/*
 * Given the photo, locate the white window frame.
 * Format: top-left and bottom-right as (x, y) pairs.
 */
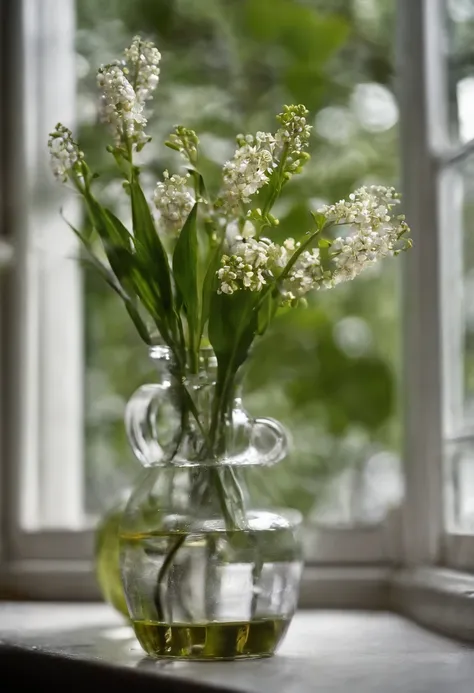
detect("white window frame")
(0, 0), (398, 599)
(3, 0), (474, 633)
(399, 0), (474, 572)
(0, 0), (95, 598)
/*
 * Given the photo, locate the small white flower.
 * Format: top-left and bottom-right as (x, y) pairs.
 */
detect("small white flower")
(124, 36), (161, 104)
(97, 37), (161, 149)
(276, 104), (312, 151)
(276, 104), (312, 175)
(318, 185), (410, 285)
(48, 123), (84, 182)
(220, 134), (276, 211)
(97, 61), (148, 148)
(216, 236), (281, 294)
(153, 171), (194, 233)
(282, 248), (325, 300)
(217, 254), (266, 294)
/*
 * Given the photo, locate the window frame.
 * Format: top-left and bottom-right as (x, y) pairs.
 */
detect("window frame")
(0, 0), (92, 597)
(3, 0), (474, 625)
(0, 0), (399, 599)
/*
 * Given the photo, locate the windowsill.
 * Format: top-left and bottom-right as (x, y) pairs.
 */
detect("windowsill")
(1, 604), (473, 693)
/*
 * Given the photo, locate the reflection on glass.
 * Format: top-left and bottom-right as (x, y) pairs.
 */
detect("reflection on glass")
(446, 441), (474, 532)
(78, 0), (402, 527)
(446, 0), (474, 142)
(443, 152), (474, 532)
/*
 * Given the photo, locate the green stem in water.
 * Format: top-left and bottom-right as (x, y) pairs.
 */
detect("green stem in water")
(154, 534), (187, 623)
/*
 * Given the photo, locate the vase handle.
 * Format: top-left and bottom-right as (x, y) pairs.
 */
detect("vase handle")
(251, 416), (289, 465)
(125, 384), (169, 466)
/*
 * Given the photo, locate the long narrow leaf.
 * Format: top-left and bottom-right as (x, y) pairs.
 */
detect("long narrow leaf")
(200, 235), (224, 340)
(173, 204), (199, 349)
(208, 291), (259, 377)
(62, 213), (152, 345)
(82, 190), (130, 249)
(129, 175), (174, 313)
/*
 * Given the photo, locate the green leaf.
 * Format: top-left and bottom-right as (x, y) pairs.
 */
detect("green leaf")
(187, 168), (207, 200)
(257, 291), (278, 336)
(82, 191), (130, 249)
(208, 291), (259, 377)
(173, 203), (199, 350)
(130, 174), (174, 313)
(104, 208), (133, 245)
(200, 235), (225, 339)
(311, 211), (327, 231)
(61, 213), (152, 345)
(126, 256), (168, 333)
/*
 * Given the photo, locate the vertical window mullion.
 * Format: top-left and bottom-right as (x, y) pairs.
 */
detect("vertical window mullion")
(397, 0), (447, 564)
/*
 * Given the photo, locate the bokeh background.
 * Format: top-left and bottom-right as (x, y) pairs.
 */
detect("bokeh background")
(77, 0), (403, 524)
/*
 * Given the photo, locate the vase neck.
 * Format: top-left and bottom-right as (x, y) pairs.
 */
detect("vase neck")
(149, 345), (243, 460)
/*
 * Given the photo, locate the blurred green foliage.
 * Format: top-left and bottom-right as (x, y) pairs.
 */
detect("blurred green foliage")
(77, 0), (401, 523)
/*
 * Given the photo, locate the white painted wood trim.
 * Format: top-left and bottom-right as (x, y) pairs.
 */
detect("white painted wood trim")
(443, 533), (474, 572)
(299, 566), (391, 610)
(397, 0), (446, 565)
(0, 559), (99, 601)
(391, 566), (474, 641)
(0, 560), (391, 607)
(2, 0), (85, 560)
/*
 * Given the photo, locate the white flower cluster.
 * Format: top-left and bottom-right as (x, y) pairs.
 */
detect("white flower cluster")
(282, 248), (326, 300)
(221, 132), (276, 211)
(217, 228), (289, 295)
(153, 171), (195, 233)
(124, 36), (161, 103)
(319, 185), (409, 285)
(48, 123), (84, 182)
(216, 184), (411, 299)
(276, 104), (312, 175)
(97, 61), (148, 147)
(97, 36), (161, 149)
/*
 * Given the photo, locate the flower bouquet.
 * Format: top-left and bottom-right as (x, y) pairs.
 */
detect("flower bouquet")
(49, 36), (411, 660)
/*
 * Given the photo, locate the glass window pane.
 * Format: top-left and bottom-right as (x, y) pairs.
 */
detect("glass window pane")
(444, 152), (474, 533)
(442, 153), (474, 431)
(446, 440), (474, 531)
(446, 0), (474, 142)
(77, 0), (403, 529)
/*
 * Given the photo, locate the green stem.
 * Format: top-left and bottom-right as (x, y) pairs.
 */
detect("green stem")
(154, 534), (187, 623)
(261, 142), (289, 222)
(250, 542), (263, 619)
(252, 222), (334, 318)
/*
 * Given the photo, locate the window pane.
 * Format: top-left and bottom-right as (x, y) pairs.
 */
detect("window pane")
(443, 152), (474, 533)
(446, 0), (474, 142)
(77, 0), (403, 528)
(446, 440), (474, 531)
(442, 153), (474, 433)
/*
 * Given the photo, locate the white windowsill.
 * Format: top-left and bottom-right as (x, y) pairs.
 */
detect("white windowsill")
(1, 605), (473, 693)
(3, 561), (474, 645)
(392, 566), (474, 642)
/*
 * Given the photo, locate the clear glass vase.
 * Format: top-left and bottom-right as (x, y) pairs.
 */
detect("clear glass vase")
(120, 346), (303, 660)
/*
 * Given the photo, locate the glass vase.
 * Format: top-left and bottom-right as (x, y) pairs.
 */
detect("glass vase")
(120, 346), (303, 660)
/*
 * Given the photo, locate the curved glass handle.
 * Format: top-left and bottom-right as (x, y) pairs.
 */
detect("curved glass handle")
(125, 384), (169, 466)
(251, 416), (289, 465)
